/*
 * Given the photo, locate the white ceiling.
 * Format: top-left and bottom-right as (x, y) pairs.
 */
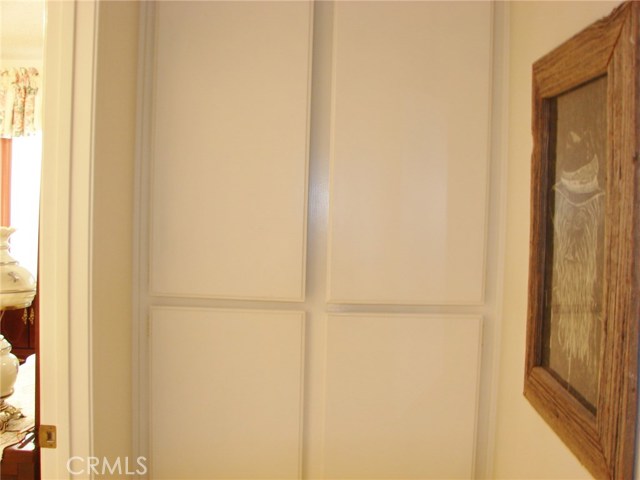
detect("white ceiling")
(1, 0), (45, 64)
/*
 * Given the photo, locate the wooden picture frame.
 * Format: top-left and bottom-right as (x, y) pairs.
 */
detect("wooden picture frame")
(524, 2), (640, 479)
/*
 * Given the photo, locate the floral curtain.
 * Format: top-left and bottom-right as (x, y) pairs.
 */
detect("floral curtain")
(0, 68), (41, 138)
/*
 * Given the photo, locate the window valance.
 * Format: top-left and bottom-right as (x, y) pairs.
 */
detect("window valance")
(0, 68), (41, 138)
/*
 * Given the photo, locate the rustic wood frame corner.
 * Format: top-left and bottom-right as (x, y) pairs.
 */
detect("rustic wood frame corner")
(524, 2), (640, 479)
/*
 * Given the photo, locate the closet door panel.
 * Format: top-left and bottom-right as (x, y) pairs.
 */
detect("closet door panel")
(149, 307), (305, 479)
(150, 1), (312, 301)
(327, 2), (492, 304)
(324, 314), (482, 479)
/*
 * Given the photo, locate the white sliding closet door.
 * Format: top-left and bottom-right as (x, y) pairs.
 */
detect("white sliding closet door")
(140, 2), (496, 479)
(328, 1), (491, 305)
(150, 1), (312, 301)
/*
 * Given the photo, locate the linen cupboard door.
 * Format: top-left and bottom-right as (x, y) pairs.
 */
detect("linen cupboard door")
(327, 1), (492, 305)
(142, 1), (494, 479)
(146, 2), (312, 478)
(149, 1), (312, 302)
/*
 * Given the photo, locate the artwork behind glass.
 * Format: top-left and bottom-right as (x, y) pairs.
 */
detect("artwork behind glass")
(541, 76), (607, 412)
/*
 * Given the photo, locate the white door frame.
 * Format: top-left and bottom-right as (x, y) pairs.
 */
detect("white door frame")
(39, 1), (97, 478)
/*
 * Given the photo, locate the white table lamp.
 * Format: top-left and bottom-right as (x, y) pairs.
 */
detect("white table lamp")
(0, 226), (36, 400)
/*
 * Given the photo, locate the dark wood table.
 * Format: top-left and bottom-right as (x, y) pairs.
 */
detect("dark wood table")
(1, 435), (36, 480)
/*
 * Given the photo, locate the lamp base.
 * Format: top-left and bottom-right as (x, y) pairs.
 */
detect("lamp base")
(0, 400), (23, 433)
(0, 334), (19, 398)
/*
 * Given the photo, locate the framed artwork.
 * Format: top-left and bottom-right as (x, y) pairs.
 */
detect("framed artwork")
(524, 2), (640, 479)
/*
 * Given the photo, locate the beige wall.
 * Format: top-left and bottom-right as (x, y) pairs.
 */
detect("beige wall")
(83, 1), (639, 478)
(91, 0), (139, 466)
(493, 2), (622, 479)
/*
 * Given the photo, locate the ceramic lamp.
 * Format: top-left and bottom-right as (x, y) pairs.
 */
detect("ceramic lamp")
(0, 226), (36, 401)
(0, 226), (36, 309)
(0, 335), (18, 398)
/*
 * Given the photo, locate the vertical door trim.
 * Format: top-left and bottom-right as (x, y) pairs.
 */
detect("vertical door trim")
(476, 2), (511, 478)
(132, 1), (156, 473)
(40, 0), (98, 478)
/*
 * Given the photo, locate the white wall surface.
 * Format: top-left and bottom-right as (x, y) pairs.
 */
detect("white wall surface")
(42, 1), (639, 479)
(92, 0), (139, 468)
(40, 3), (139, 477)
(493, 2), (623, 479)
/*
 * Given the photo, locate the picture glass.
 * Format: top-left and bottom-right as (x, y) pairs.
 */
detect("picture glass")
(541, 76), (607, 412)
